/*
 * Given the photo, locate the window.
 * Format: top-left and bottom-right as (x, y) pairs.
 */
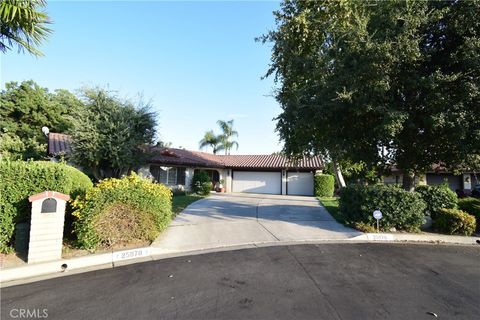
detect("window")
(151, 166), (186, 186)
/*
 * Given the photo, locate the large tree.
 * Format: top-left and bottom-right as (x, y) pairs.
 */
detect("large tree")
(0, 80), (83, 160)
(0, 0), (52, 56)
(71, 88), (157, 180)
(260, 0), (480, 190)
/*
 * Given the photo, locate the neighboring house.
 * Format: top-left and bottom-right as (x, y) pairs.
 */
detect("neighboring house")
(47, 133), (72, 160)
(384, 164), (479, 195)
(47, 133), (324, 196)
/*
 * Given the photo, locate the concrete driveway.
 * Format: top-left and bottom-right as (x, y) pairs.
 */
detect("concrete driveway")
(152, 193), (361, 253)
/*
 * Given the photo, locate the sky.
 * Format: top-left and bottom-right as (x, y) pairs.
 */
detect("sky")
(0, 0), (283, 154)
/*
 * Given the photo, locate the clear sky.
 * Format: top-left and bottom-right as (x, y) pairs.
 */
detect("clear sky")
(0, 0), (283, 154)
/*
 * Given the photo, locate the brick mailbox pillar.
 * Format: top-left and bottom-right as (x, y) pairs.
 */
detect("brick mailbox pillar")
(27, 191), (70, 264)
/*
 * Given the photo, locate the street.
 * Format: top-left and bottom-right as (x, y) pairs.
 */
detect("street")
(2, 243), (479, 320)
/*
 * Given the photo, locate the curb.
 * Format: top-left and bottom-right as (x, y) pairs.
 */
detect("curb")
(351, 233), (479, 245)
(2, 234), (479, 287)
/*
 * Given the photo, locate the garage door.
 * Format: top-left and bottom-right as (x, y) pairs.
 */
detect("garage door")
(232, 171), (281, 194)
(287, 172), (314, 196)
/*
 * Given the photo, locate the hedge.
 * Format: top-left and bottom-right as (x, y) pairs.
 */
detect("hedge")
(0, 160), (93, 253)
(315, 174), (335, 197)
(433, 208), (476, 236)
(415, 184), (457, 218)
(72, 173), (172, 250)
(339, 184), (426, 232)
(458, 197), (480, 230)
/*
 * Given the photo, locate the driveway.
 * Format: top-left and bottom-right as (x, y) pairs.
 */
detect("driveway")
(152, 193), (361, 253)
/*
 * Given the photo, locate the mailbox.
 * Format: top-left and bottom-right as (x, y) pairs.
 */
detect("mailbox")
(27, 191), (70, 264)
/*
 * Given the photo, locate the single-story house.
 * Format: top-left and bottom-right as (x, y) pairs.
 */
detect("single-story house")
(47, 133), (324, 196)
(384, 164), (479, 195)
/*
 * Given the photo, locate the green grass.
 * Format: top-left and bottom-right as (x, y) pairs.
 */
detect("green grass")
(172, 194), (204, 215)
(318, 197), (345, 224)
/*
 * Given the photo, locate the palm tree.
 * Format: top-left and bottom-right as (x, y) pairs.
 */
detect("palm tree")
(217, 119), (239, 155)
(0, 0), (52, 56)
(199, 130), (222, 154)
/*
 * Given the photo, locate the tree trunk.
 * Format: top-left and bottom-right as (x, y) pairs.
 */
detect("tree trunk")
(402, 172), (416, 192)
(332, 161), (346, 189)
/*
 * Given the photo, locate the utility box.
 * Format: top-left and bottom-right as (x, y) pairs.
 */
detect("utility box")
(27, 191), (70, 264)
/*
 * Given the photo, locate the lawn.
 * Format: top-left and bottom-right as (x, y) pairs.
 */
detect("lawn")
(318, 197), (345, 224)
(172, 194), (204, 215)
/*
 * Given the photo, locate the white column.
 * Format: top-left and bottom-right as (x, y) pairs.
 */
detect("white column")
(184, 167), (195, 192)
(225, 169), (232, 193)
(281, 170), (287, 195)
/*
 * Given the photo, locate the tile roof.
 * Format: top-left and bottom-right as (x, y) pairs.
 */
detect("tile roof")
(218, 154), (324, 169)
(149, 148), (224, 168)
(150, 148), (323, 170)
(48, 133), (72, 156)
(47, 133), (324, 170)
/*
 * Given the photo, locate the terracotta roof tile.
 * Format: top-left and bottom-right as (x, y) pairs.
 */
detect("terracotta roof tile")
(48, 133), (72, 156)
(150, 148), (323, 169)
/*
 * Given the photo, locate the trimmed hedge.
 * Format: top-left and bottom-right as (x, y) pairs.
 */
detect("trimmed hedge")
(416, 185), (457, 218)
(72, 173), (172, 250)
(433, 208), (476, 236)
(0, 161), (93, 253)
(458, 197), (480, 230)
(315, 174), (335, 197)
(339, 184), (426, 232)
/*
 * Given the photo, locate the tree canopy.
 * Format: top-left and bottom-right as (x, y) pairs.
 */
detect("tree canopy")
(71, 88), (157, 180)
(217, 119), (239, 155)
(199, 130), (222, 154)
(0, 0), (52, 56)
(0, 80), (83, 160)
(260, 0), (480, 188)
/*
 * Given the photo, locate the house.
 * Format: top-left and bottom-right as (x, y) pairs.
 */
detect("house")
(47, 133), (324, 196)
(383, 164), (479, 195)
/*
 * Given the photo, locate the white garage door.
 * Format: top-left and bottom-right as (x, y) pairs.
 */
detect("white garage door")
(232, 171), (281, 194)
(287, 172), (314, 196)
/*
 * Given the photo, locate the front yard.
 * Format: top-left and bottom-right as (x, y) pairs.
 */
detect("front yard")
(172, 194), (204, 215)
(318, 197), (343, 223)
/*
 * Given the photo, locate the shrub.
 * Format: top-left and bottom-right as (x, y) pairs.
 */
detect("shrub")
(433, 208), (476, 236)
(415, 184), (457, 218)
(458, 197), (480, 230)
(191, 171), (211, 194)
(199, 181), (213, 196)
(315, 174), (335, 197)
(72, 173), (172, 250)
(0, 160), (93, 253)
(339, 184), (426, 232)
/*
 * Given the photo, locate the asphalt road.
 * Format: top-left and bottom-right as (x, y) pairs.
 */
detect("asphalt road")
(2, 243), (479, 320)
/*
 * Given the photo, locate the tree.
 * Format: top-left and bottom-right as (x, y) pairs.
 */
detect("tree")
(0, 80), (83, 160)
(217, 119), (239, 155)
(260, 0), (480, 190)
(0, 0), (52, 56)
(199, 130), (222, 154)
(71, 88), (157, 180)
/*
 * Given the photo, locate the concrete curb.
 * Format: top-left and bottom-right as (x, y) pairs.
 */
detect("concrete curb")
(353, 232), (480, 245)
(2, 234), (479, 287)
